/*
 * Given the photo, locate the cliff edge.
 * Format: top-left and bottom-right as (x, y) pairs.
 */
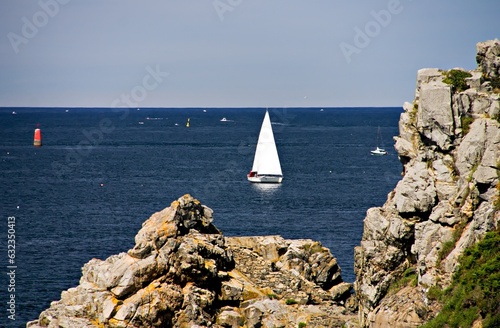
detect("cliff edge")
(27, 194), (355, 328)
(355, 39), (500, 327)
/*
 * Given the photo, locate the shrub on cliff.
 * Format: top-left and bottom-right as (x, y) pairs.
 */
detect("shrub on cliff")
(443, 69), (472, 92)
(485, 75), (500, 94)
(422, 228), (500, 328)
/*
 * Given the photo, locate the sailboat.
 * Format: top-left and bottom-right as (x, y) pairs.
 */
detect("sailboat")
(247, 110), (283, 183)
(371, 126), (387, 155)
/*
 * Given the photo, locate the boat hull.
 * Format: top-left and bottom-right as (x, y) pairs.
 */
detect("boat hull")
(371, 147), (387, 156)
(247, 175), (283, 183)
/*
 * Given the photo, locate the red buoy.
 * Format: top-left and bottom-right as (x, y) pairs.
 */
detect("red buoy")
(34, 128), (42, 147)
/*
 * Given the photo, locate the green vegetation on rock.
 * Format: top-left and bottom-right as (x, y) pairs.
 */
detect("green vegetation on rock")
(422, 228), (500, 328)
(436, 221), (467, 265)
(443, 69), (472, 92)
(460, 116), (475, 135)
(388, 267), (418, 295)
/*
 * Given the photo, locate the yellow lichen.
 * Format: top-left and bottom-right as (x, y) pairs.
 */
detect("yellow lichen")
(204, 259), (216, 271)
(89, 318), (106, 328)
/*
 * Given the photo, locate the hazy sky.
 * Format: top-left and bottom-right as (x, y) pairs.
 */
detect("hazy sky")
(1, 0), (499, 108)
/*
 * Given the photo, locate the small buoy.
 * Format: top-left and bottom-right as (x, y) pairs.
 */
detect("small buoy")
(100, 183), (104, 187)
(16, 205), (19, 209)
(34, 127), (42, 147)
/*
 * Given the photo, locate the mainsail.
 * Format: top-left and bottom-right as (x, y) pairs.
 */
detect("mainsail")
(251, 110), (282, 176)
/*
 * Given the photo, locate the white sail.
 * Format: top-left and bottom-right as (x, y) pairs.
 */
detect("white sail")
(251, 110), (282, 176)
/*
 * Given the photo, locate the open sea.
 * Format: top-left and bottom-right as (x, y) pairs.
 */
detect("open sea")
(0, 107), (402, 325)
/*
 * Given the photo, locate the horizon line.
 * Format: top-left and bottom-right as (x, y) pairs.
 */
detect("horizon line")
(2, 105), (404, 109)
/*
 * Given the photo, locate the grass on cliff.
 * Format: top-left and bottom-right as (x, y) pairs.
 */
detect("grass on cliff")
(388, 267), (418, 295)
(436, 221), (468, 265)
(460, 116), (475, 135)
(422, 228), (500, 328)
(443, 69), (472, 92)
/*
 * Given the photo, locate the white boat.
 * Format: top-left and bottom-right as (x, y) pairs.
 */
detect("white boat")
(247, 110), (283, 183)
(371, 146), (387, 156)
(371, 126), (388, 156)
(220, 117), (228, 122)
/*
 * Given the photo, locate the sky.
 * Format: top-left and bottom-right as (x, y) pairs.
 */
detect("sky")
(0, 0), (499, 108)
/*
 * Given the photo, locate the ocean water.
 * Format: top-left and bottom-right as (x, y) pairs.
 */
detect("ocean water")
(0, 107), (402, 325)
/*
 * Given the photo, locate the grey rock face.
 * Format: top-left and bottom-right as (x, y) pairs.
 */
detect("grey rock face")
(355, 40), (500, 327)
(417, 83), (454, 150)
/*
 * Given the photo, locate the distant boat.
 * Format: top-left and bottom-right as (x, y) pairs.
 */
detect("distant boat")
(220, 117), (228, 122)
(138, 121), (144, 125)
(247, 110), (283, 183)
(186, 118), (190, 128)
(12, 111), (17, 115)
(371, 126), (387, 156)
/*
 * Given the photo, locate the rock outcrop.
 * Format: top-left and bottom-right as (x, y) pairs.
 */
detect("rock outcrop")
(355, 39), (500, 327)
(27, 194), (356, 328)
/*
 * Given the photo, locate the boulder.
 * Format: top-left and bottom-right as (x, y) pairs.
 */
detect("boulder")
(393, 161), (437, 214)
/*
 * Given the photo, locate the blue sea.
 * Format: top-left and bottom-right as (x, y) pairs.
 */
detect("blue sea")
(0, 107), (402, 325)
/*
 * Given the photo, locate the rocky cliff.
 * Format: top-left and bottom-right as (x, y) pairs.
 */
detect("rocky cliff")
(27, 194), (356, 328)
(355, 39), (500, 327)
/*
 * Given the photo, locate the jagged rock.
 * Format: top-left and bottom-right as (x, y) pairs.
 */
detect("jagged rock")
(412, 220), (453, 286)
(466, 70), (483, 89)
(476, 39), (500, 79)
(368, 286), (433, 328)
(355, 40), (500, 327)
(393, 161), (437, 214)
(28, 195), (356, 328)
(216, 307), (243, 327)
